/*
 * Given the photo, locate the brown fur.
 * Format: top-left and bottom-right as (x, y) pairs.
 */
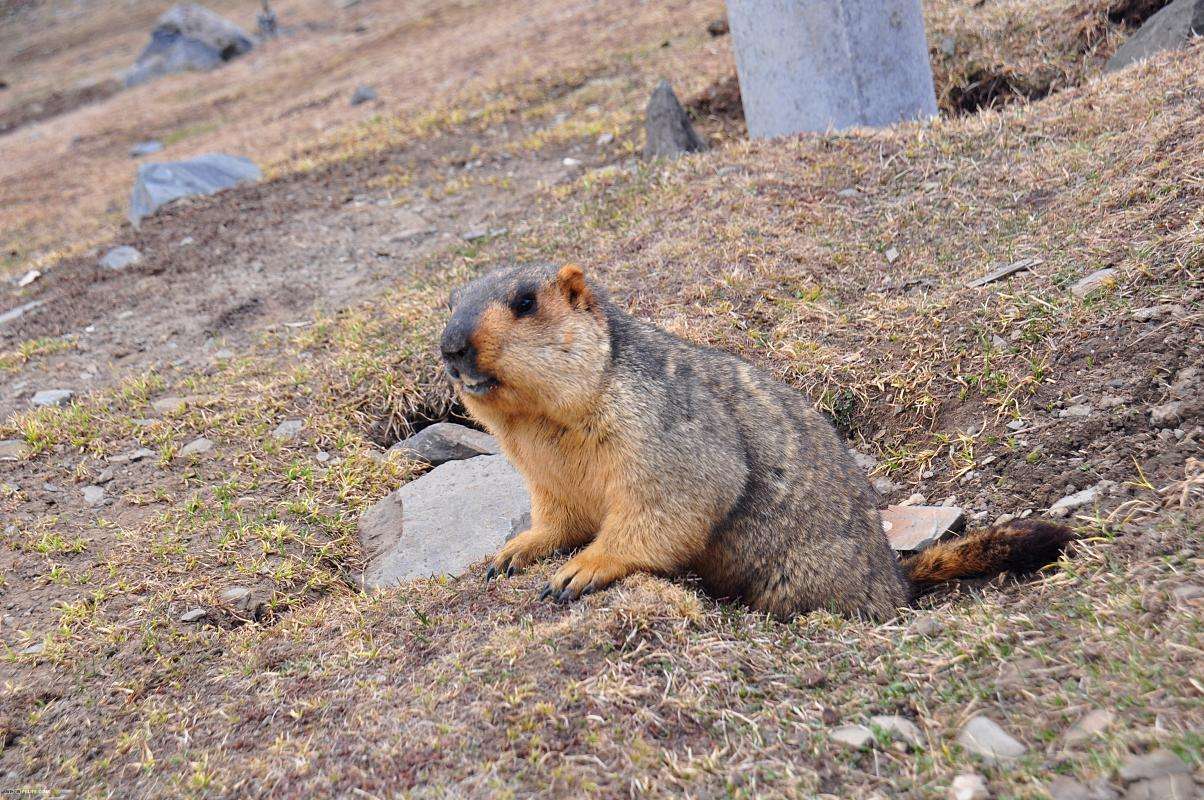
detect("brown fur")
(441, 264), (1073, 619)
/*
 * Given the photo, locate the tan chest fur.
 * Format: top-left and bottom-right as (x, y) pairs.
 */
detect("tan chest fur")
(492, 413), (614, 526)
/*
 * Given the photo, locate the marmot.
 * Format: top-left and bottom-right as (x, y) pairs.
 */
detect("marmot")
(439, 263), (1073, 620)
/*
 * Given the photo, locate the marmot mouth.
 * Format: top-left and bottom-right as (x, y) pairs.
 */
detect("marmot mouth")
(461, 376), (500, 397)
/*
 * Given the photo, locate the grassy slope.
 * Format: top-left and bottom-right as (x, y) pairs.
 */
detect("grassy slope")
(1, 2), (1202, 798)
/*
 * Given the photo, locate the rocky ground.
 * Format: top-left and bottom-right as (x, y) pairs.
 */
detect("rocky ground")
(1, 0), (1201, 798)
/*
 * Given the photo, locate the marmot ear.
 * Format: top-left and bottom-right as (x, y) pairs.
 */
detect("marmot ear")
(556, 263), (592, 309)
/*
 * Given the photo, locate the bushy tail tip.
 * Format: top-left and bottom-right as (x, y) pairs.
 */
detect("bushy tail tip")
(901, 519), (1074, 593)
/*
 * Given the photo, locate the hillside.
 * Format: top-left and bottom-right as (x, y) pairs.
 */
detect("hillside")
(1, 0), (1201, 797)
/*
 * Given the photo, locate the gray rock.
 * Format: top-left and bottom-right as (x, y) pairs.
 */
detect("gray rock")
(873, 476), (903, 495)
(389, 422), (499, 466)
(1132, 304), (1183, 322)
(129, 154), (261, 225)
(956, 716), (1026, 762)
(151, 396), (186, 414)
(1150, 401), (1193, 428)
(82, 486), (106, 507)
(967, 257), (1042, 288)
(1061, 403), (1093, 418)
(110, 447), (157, 464)
(179, 437), (214, 457)
(100, 246), (144, 270)
(1107, 0), (1204, 72)
(907, 614), (941, 637)
(0, 300), (45, 327)
(643, 80), (706, 159)
(1122, 775), (1195, 800)
(881, 505), (965, 552)
(726, 0), (937, 138)
(124, 4), (254, 87)
(1062, 709), (1115, 748)
(851, 450), (878, 472)
(350, 85), (377, 106)
(19, 642), (45, 657)
(1047, 777), (1120, 800)
(830, 724), (875, 749)
(179, 607), (207, 623)
(1118, 750), (1191, 782)
(0, 440), (30, 461)
(1171, 584), (1204, 606)
(220, 586), (252, 606)
(30, 389), (74, 408)
(271, 419), (304, 441)
(360, 454), (531, 588)
(1070, 268), (1118, 299)
(869, 715), (923, 748)
(1049, 481), (1114, 518)
(129, 140), (164, 158)
(949, 773), (990, 800)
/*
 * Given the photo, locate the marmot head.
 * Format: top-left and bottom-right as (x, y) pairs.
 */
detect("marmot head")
(440, 263), (611, 417)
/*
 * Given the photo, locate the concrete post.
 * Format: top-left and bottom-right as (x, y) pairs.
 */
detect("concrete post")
(726, 0), (938, 138)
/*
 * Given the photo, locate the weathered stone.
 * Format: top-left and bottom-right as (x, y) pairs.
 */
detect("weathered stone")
(100, 246), (144, 270)
(389, 422), (499, 466)
(129, 140), (164, 158)
(179, 437), (214, 457)
(110, 447), (157, 464)
(1132, 304), (1183, 322)
(726, 0), (937, 138)
(1062, 709), (1115, 748)
(220, 586), (252, 606)
(1118, 749), (1191, 782)
(949, 773), (990, 800)
(907, 614), (941, 637)
(643, 80), (706, 159)
(152, 396), (187, 414)
(0, 300), (45, 327)
(1122, 775), (1195, 800)
(967, 257), (1042, 288)
(1049, 481), (1114, 518)
(1046, 776), (1118, 800)
(1107, 0), (1204, 72)
(0, 440), (30, 461)
(129, 154), (261, 225)
(1061, 403), (1093, 418)
(271, 419), (304, 441)
(124, 4), (254, 87)
(956, 716), (1026, 762)
(350, 85), (378, 106)
(82, 486), (106, 507)
(869, 715), (923, 748)
(1171, 584), (1204, 607)
(830, 724), (875, 749)
(1070, 268), (1118, 299)
(179, 607), (207, 623)
(360, 454), (531, 588)
(1150, 401), (1194, 428)
(31, 389), (74, 408)
(881, 505), (965, 552)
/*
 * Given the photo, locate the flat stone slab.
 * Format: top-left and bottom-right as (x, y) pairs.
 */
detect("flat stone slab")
(129, 153), (261, 225)
(360, 454), (530, 588)
(957, 715), (1026, 763)
(389, 422), (499, 466)
(881, 505), (965, 552)
(30, 389), (74, 408)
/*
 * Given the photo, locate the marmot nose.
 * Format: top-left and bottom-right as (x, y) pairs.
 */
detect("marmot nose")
(440, 321), (474, 372)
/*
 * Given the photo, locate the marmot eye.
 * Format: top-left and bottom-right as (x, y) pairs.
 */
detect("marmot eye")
(511, 294), (537, 317)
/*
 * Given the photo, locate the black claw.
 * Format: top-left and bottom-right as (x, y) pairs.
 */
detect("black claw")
(485, 565), (497, 582)
(556, 587), (576, 604)
(506, 564), (517, 577)
(581, 583), (597, 596)
(538, 584), (554, 601)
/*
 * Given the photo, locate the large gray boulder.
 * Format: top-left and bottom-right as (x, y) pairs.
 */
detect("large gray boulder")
(129, 153), (261, 225)
(1107, 0), (1204, 72)
(644, 80), (707, 159)
(124, 4), (254, 88)
(726, 0), (937, 137)
(359, 454), (531, 588)
(389, 422), (500, 466)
